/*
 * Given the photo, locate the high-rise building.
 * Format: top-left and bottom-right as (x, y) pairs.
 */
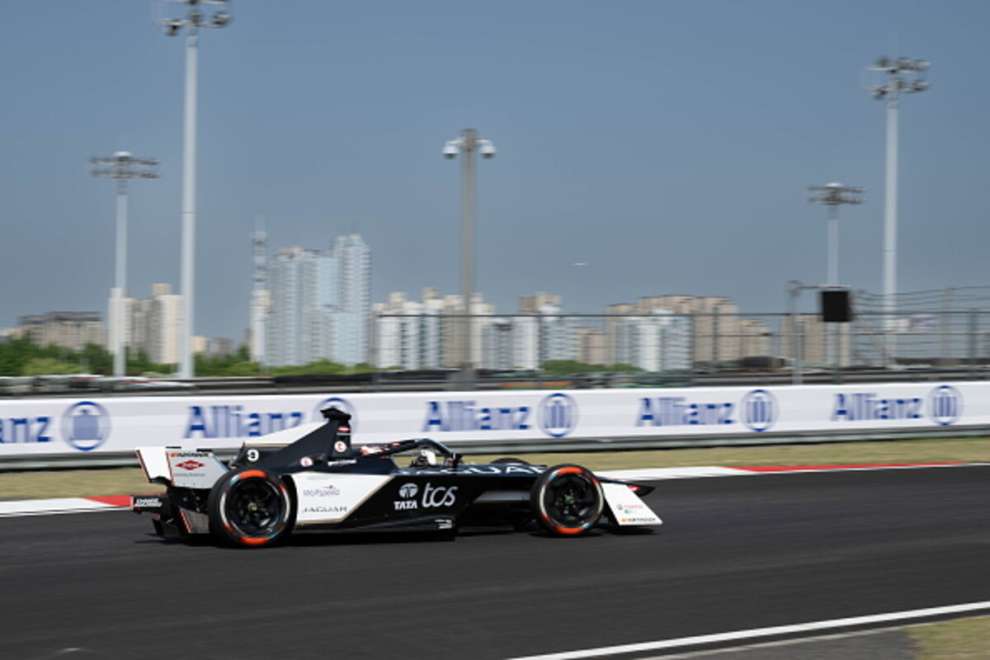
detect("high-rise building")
(249, 220), (270, 363)
(333, 234), (371, 365)
(607, 295), (770, 369)
(514, 294), (575, 368)
(481, 318), (516, 370)
(106, 283), (183, 365)
(18, 312), (104, 351)
(374, 290), (492, 370)
(781, 314), (851, 367)
(147, 283), (183, 364)
(575, 328), (607, 365)
(264, 234), (371, 367)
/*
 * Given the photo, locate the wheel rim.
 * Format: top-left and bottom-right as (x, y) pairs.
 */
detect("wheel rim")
(543, 473), (598, 529)
(226, 477), (285, 538)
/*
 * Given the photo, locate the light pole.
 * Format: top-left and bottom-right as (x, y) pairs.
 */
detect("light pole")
(91, 152), (159, 377)
(808, 182), (863, 286)
(160, 0), (232, 378)
(808, 183), (862, 376)
(867, 56), (929, 365)
(443, 129), (496, 387)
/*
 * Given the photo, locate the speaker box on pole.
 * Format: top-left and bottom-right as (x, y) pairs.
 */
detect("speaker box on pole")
(820, 288), (853, 323)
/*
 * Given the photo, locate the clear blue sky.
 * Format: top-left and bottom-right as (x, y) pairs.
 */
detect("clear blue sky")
(1, 1), (987, 340)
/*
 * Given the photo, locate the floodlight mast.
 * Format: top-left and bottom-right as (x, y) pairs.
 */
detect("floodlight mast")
(867, 56), (929, 367)
(159, 0), (233, 379)
(808, 182), (863, 286)
(91, 152), (160, 377)
(443, 129), (496, 388)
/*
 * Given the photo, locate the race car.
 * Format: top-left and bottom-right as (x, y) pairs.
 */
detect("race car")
(131, 407), (662, 547)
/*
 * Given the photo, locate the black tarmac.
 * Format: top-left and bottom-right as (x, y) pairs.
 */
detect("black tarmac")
(1, 466), (988, 659)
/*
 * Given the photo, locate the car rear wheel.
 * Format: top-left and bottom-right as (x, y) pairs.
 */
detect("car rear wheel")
(530, 464), (604, 536)
(208, 469), (293, 547)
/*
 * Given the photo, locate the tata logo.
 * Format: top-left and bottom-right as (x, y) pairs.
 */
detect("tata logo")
(175, 460), (204, 471)
(314, 397), (357, 430)
(395, 482), (421, 511)
(538, 393), (578, 438)
(61, 401), (110, 452)
(929, 385), (962, 426)
(741, 389), (776, 432)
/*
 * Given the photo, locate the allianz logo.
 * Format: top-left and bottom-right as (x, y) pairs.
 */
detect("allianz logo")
(423, 401), (530, 432)
(394, 482), (458, 511)
(184, 404), (306, 439)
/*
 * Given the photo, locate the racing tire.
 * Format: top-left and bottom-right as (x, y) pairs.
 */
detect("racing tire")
(530, 464), (604, 537)
(492, 457), (530, 465)
(208, 468), (294, 547)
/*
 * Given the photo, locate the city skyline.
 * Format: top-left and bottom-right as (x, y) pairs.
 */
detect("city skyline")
(3, 3), (990, 342)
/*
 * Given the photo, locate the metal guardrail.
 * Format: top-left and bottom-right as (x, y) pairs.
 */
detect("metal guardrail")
(3, 425), (987, 472)
(3, 366), (990, 399)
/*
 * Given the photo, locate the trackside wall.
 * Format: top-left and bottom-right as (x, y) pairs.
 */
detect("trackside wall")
(0, 382), (981, 460)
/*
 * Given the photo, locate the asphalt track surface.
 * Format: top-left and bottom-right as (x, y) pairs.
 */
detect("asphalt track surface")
(1, 467), (988, 659)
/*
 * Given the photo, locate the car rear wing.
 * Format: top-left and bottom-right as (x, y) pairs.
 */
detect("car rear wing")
(136, 446), (228, 489)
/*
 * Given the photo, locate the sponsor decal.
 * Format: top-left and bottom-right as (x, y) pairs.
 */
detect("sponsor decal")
(174, 459), (204, 471)
(0, 414), (52, 445)
(326, 459), (357, 467)
(929, 385), (962, 426)
(400, 464), (544, 476)
(302, 505), (348, 515)
(333, 440), (348, 454)
(313, 397), (357, 430)
(393, 482), (458, 511)
(61, 401), (110, 451)
(394, 482), (420, 510)
(538, 393), (578, 438)
(184, 404), (304, 439)
(300, 456), (314, 467)
(831, 393), (922, 421)
(131, 496), (163, 508)
(302, 486), (341, 498)
(422, 483), (458, 508)
(423, 401), (530, 432)
(636, 397), (734, 427)
(741, 389), (777, 432)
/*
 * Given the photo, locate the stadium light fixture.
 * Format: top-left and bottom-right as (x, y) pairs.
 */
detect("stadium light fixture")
(866, 55), (929, 366)
(808, 181), (863, 286)
(442, 129), (496, 387)
(158, 0), (233, 379)
(91, 152), (160, 377)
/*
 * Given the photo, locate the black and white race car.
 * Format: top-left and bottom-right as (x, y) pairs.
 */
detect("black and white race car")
(131, 407), (662, 547)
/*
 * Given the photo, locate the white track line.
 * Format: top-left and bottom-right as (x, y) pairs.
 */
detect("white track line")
(599, 462), (990, 482)
(506, 601), (990, 660)
(598, 467), (747, 481)
(0, 498), (123, 518)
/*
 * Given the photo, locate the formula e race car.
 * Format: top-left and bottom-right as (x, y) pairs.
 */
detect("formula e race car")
(131, 407), (662, 547)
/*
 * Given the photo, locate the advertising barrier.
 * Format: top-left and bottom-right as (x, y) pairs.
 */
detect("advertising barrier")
(0, 382), (984, 460)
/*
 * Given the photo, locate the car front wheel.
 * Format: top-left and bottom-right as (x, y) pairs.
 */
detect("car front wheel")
(530, 464), (604, 536)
